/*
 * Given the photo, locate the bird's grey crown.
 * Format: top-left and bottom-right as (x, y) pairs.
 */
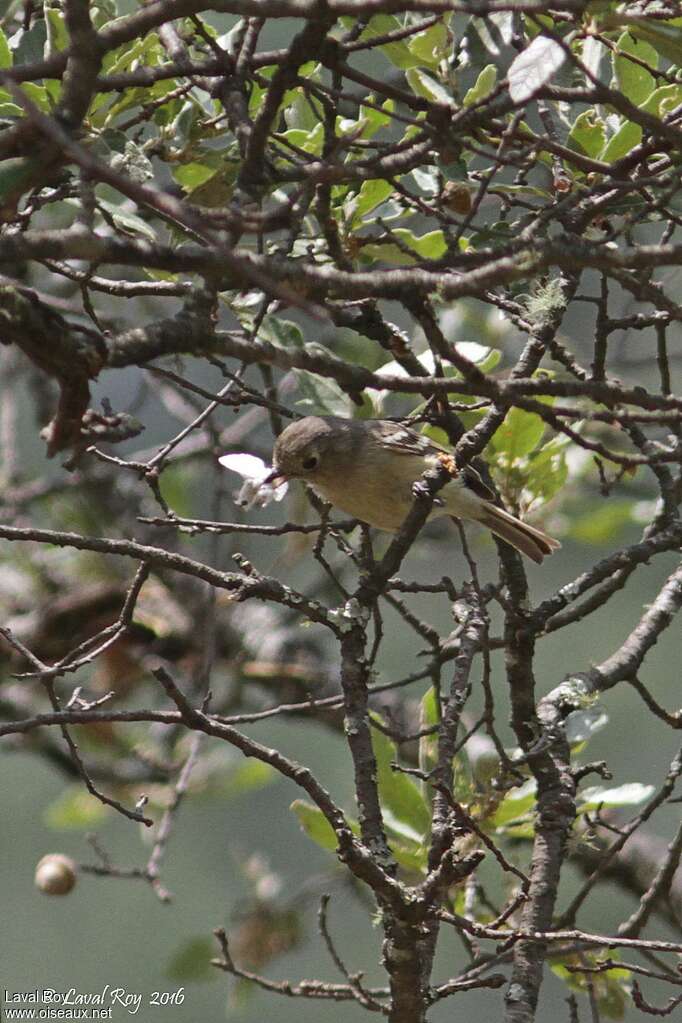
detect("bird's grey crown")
(273, 416), (360, 472)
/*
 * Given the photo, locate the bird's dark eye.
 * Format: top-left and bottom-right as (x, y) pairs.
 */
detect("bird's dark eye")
(302, 455), (319, 471)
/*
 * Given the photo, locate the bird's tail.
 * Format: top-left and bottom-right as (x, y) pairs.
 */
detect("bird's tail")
(473, 503), (561, 564)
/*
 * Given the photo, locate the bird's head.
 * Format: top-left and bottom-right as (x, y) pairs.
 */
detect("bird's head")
(267, 416), (352, 487)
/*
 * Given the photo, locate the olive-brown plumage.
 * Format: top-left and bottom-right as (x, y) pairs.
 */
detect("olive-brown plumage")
(270, 416), (560, 564)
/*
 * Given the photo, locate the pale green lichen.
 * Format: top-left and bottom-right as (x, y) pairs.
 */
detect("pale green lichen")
(522, 275), (567, 326)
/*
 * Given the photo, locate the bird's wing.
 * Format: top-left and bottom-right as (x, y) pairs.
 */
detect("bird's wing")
(372, 420), (439, 456)
(372, 421), (495, 501)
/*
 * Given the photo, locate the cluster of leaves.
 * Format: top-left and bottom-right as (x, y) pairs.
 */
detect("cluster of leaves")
(293, 692), (652, 881)
(290, 693), (656, 1018)
(0, 5), (677, 259)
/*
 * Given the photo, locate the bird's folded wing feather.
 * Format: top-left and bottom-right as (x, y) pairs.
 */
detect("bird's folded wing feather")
(372, 421), (494, 501)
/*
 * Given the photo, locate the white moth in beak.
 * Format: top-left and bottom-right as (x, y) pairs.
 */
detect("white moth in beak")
(218, 453), (288, 509)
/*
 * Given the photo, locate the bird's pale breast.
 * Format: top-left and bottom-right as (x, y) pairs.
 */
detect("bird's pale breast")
(313, 451), (482, 531)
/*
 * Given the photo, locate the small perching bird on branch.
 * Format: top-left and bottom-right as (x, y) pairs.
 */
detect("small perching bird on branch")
(262, 416), (560, 564)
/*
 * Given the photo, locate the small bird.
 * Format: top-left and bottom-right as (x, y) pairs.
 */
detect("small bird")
(267, 416), (560, 564)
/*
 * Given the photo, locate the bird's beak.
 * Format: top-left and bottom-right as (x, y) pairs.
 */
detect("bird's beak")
(264, 469), (288, 489)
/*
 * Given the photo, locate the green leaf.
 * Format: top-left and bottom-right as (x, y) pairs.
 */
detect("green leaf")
(490, 406), (546, 461)
(411, 165), (438, 195)
(102, 36), (151, 77)
(416, 691), (479, 803)
(97, 198), (158, 242)
(568, 110), (607, 160)
(642, 82), (682, 118)
(280, 123), (324, 156)
(20, 82), (50, 111)
(184, 169), (237, 208)
(97, 130), (129, 156)
(492, 779), (537, 829)
(508, 36), (566, 103)
(90, 0), (118, 31)
(613, 31), (657, 108)
(523, 435), (569, 504)
(298, 60), (319, 79)
(360, 241), (417, 266)
(99, 85), (147, 124)
(419, 687), (439, 776)
(384, 817), (429, 873)
(467, 219), (516, 249)
(359, 98), (394, 137)
(353, 178), (394, 221)
(463, 64), (497, 106)
(0, 28), (13, 69)
(44, 79), (61, 105)
(420, 396), (488, 432)
(379, 27), (421, 69)
(624, 17), (682, 67)
(45, 787), (109, 829)
(0, 98), (23, 117)
(291, 799), (348, 852)
(578, 782), (655, 812)
(600, 119), (641, 163)
(144, 269), (180, 283)
(294, 369), (352, 417)
(361, 227), (447, 266)
(552, 954), (631, 1019)
(340, 15), (417, 70)
(261, 316), (304, 349)
(408, 20), (449, 69)
(283, 90), (318, 132)
(149, 79), (186, 127)
(438, 157), (469, 182)
(406, 67), (452, 104)
(45, 9), (69, 53)
(172, 162), (217, 191)
(0, 157), (40, 204)
(13, 21), (47, 65)
(458, 341), (501, 373)
(416, 344), (499, 374)
(371, 715), (431, 836)
(392, 227), (447, 259)
(247, 78), (269, 119)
